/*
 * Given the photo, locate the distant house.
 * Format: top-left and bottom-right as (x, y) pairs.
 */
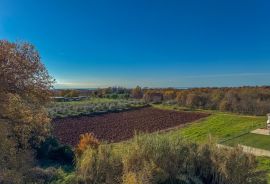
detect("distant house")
(143, 92), (163, 103)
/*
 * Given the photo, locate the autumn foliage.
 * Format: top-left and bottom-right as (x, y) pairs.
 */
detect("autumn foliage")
(130, 87), (270, 115)
(76, 133), (100, 156)
(0, 40), (55, 183)
(0, 40), (54, 148)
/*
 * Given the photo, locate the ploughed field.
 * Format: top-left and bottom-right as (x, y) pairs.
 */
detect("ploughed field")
(52, 107), (209, 146)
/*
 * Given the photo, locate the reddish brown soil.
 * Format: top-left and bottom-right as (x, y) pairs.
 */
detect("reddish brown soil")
(52, 107), (209, 146)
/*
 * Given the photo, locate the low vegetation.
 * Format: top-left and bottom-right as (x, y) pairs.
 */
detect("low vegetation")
(173, 113), (265, 142)
(0, 119), (35, 183)
(76, 133), (100, 157)
(224, 133), (270, 151)
(155, 104), (266, 143)
(76, 134), (267, 184)
(48, 98), (146, 118)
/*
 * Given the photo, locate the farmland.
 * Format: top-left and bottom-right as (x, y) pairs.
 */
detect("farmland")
(52, 107), (209, 146)
(48, 98), (146, 118)
(50, 100), (270, 183)
(50, 101), (267, 147)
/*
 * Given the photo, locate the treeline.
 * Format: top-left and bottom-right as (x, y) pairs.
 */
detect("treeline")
(92, 86), (270, 115)
(53, 87), (131, 99)
(93, 87), (131, 99)
(53, 86), (270, 115)
(141, 87), (270, 115)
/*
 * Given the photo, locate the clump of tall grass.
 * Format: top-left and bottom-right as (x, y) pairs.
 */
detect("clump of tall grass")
(76, 134), (267, 184)
(76, 144), (123, 184)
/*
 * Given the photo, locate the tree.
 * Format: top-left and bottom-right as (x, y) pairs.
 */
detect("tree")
(186, 93), (200, 108)
(163, 90), (176, 101)
(0, 40), (54, 148)
(131, 86), (143, 99)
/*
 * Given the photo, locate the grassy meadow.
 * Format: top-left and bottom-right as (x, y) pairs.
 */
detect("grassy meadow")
(224, 133), (270, 151)
(153, 104), (266, 142)
(152, 104), (270, 183)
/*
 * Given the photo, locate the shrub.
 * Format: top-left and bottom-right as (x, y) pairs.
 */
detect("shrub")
(0, 120), (35, 184)
(122, 134), (267, 184)
(76, 144), (123, 184)
(50, 168), (77, 184)
(76, 133), (100, 157)
(37, 137), (74, 165)
(24, 167), (58, 184)
(75, 134), (267, 184)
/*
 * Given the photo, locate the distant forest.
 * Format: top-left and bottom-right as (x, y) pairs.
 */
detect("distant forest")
(54, 86), (270, 116)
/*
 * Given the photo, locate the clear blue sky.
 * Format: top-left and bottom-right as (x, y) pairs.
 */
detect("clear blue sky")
(1, 0), (270, 88)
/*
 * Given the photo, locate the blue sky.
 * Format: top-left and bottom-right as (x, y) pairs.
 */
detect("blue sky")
(1, 0), (270, 88)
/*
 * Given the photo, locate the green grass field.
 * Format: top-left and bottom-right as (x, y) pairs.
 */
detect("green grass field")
(153, 104), (270, 183)
(154, 104), (266, 143)
(223, 133), (270, 151)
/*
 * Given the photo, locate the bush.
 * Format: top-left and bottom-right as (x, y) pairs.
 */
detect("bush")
(0, 120), (35, 184)
(50, 168), (77, 184)
(76, 133), (100, 157)
(76, 134), (267, 184)
(24, 167), (77, 184)
(37, 137), (74, 165)
(123, 135), (267, 184)
(24, 167), (58, 184)
(76, 144), (123, 184)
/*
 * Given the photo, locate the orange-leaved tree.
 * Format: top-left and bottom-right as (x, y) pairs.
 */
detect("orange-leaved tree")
(0, 40), (55, 149)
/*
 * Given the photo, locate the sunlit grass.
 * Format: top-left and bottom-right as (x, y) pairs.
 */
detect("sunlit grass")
(153, 104), (270, 183)
(154, 104), (266, 143)
(224, 133), (270, 151)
